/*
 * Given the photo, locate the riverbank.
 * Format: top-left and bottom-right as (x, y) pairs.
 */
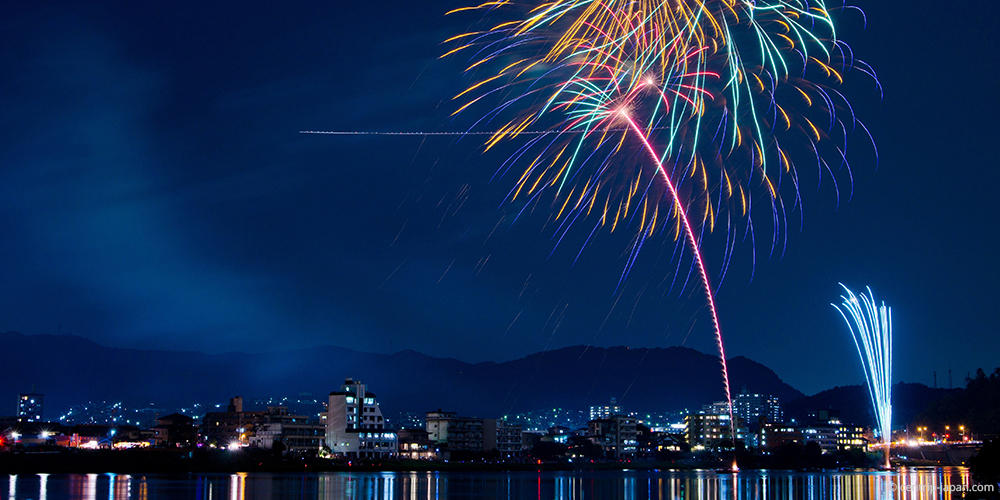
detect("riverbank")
(0, 448), (891, 474)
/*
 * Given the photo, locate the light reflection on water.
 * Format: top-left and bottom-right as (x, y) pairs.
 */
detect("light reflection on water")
(0, 467), (976, 499)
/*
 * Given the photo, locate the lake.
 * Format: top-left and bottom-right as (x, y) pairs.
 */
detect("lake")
(1, 467), (984, 499)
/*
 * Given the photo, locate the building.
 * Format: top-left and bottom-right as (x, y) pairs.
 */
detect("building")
(836, 424), (868, 452)
(702, 401), (732, 417)
(426, 410), (486, 453)
(589, 398), (622, 421)
(494, 420), (523, 456)
(734, 392), (783, 425)
(397, 428), (436, 459)
(732, 393), (783, 448)
(425, 411), (522, 457)
(633, 424), (688, 457)
(587, 415), (637, 458)
(760, 422), (803, 449)
(801, 423), (839, 453)
(685, 412), (738, 450)
(201, 396), (271, 447)
(325, 379), (397, 458)
(247, 407), (324, 455)
(17, 393), (43, 423)
(793, 410), (869, 453)
(152, 413), (196, 448)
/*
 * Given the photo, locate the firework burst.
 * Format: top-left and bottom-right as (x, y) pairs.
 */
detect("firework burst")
(444, 0), (878, 269)
(443, 0), (877, 467)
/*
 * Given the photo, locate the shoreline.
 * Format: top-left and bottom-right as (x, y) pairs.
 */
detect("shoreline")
(0, 449), (947, 475)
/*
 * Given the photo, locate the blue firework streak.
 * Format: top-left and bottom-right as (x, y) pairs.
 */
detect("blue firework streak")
(834, 283), (892, 467)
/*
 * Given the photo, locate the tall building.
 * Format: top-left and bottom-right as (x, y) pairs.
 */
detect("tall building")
(702, 401), (732, 416)
(493, 420), (524, 456)
(325, 378), (397, 458)
(587, 415), (638, 458)
(685, 412), (740, 450)
(17, 393), (43, 423)
(589, 398), (622, 421)
(734, 392), (783, 424)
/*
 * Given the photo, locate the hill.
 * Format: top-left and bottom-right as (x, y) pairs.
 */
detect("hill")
(0, 332), (801, 417)
(785, 382), (960, 427)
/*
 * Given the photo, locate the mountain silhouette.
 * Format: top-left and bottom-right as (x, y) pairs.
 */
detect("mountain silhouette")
(2, 331), (803, 418)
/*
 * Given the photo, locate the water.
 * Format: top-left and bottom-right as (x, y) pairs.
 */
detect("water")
(0, 468), (982, 499)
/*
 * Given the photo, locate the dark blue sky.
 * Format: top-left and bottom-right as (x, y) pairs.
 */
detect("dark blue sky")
(0, 1), (996, 394)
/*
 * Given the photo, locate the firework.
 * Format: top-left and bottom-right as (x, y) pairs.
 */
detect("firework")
(444, 0), (878, 262)
(833, 284), (892, 468)
(443, 0), (876, 467)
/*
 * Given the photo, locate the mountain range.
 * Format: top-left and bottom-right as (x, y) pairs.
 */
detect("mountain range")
(0, 331), (950, 424)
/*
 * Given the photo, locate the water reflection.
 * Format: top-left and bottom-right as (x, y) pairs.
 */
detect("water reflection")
(0, 468), (977, 499)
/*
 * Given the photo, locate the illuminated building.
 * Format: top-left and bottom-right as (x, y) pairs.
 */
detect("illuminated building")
(836, 425), (868, 452)
(17, 393), (43, 423)
(702, 401), (732, 416)
(734, 392), (783, 424)
(800, 412), (867, 453)
(325, 378), (397, 458)
(396, 428), (437, 459)
(801, 423), (839, 453)
(685, 412), (740, 449)
(588, 415), (638, 458)
(589, 398), (622, 421)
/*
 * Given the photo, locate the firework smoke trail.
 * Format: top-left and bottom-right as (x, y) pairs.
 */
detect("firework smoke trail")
(833, 284), (892, 468)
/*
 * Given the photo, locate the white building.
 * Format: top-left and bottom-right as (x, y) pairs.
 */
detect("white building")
(588, 398), (622, 421)
(325, 379), (397, 458)
(734, 392), (783, 425)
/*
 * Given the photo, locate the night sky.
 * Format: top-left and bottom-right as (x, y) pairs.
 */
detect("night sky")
(1, 0), (997, 394)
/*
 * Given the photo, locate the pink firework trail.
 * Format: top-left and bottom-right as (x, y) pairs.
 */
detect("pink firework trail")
(621, 112), (737, 466)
